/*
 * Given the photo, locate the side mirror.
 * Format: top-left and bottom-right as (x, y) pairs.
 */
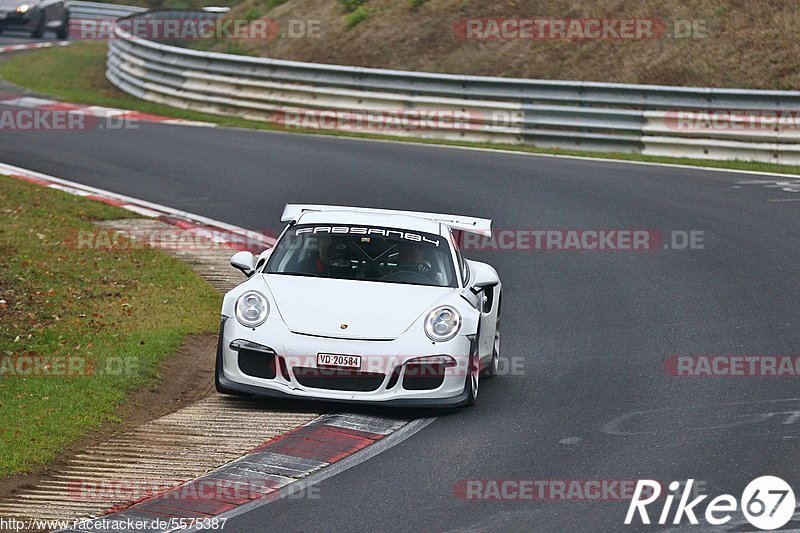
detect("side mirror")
(231, 251), (255, 277)
(468, 260), (499, 294)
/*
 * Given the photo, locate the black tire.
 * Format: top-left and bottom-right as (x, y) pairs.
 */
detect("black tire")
(31, 12), (45, 39)
(480, 292), (501, 378)
(56, 15), (69, 40)
(464, 343), (480, 407)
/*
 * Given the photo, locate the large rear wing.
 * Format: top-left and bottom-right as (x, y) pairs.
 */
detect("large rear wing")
(281, 204), (492, 237)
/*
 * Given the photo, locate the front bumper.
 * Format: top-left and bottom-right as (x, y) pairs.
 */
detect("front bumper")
(0, 10), (37, 31)
(216, 317), (473, 407)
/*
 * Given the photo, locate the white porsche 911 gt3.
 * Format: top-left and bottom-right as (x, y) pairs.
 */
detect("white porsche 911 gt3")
(215, 204), (501, 407)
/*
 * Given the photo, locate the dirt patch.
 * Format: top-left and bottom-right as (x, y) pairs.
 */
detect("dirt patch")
(0, 334), (218, 502)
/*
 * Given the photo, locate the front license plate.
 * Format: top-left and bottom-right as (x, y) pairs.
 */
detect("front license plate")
(317, 353), (362, 370)
(0, 12), (7, 20)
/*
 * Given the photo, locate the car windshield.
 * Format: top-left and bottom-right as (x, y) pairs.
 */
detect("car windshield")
(265, 224), (457, 287)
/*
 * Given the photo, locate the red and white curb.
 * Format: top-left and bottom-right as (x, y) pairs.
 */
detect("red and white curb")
(0, 162), (274, 253)
(56, 414), (424, 532)
(0, 41), (70, 54)
(0, 95), (216, 127)
(2, 162), (432, 531)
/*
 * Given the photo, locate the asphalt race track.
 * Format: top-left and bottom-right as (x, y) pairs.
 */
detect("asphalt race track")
(0, 31), (60, 46)
(2, 116), (799, 532)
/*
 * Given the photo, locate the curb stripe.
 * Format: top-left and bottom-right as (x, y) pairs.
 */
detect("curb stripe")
(0, 92), (215, 128)
(261, 425), (380, 463)
(1, 163), (276, 254)
(0, 41), (70, 54)
(183, 417), (436, 533)
(65, 415), (414, 531)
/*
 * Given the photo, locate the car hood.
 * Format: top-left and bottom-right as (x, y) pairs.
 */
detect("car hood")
(261, 274), (455, 340)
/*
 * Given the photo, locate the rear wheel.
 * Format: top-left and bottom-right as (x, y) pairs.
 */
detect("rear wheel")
(56, 15), (69, 39)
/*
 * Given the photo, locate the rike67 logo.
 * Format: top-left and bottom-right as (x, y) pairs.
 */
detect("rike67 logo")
(625, 477), (796, 530)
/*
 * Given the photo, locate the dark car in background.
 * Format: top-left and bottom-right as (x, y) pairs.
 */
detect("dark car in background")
(0, 0), (69, 38)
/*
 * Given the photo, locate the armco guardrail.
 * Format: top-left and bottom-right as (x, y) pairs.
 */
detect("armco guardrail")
(106, 11), (800, 164)
(70, 1), (147, 20)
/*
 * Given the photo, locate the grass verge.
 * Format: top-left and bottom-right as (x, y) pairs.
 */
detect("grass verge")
(2, 42), (800, 177)
(0, 175), (219, 476)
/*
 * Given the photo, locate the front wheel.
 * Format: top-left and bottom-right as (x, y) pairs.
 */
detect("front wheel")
(31, 12), (45, 38)
(481, 293), (501, 378)
(463, 347), (480, 407)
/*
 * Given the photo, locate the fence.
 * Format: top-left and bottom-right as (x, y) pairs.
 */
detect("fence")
(106, 11), (800, 164)
(70, 1), (147, 20)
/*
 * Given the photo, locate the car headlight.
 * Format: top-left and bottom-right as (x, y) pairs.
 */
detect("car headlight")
(16, 4), (30, 12)
(234, 291), (269, 328)
(424, 305), (461, 342)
